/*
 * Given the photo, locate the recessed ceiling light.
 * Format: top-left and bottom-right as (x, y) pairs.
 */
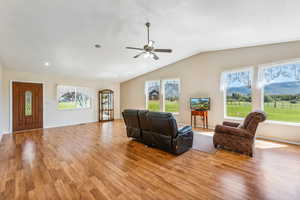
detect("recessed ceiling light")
(94, 44), (101, 48)
(44, 62), (50, 66)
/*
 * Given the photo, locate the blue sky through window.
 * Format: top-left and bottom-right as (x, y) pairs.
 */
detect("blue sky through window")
(225, 71), (251, 88)
(263, 62), (300, 84)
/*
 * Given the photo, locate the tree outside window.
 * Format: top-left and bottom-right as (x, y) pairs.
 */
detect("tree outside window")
(222, 69), (253, 118)
(163, 80), (180, 113)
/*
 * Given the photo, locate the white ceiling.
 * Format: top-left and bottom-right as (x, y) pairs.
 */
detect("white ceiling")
(1, 0), (300, 82)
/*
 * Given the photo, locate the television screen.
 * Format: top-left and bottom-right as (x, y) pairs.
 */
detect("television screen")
(190, 98), (210, 110)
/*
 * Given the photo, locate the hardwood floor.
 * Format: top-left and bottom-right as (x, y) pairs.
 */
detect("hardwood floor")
(1, 120), (300, 200)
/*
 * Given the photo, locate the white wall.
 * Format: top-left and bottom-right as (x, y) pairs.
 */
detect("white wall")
(2, 68), (120, 133)
(121, 41), (300, 143)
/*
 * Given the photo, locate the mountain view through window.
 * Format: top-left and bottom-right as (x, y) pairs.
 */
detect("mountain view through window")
(262, 62), (300, 123)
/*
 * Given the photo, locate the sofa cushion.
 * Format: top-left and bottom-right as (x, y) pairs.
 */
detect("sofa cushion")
(215, 125), (254, 139)
(147, 111), (178, 138)
(138, 110), (151, 131)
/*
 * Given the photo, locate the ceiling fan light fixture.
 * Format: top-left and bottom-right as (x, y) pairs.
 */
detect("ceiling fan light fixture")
(144, 52), (151, 58)
(148, 40), (154, 47)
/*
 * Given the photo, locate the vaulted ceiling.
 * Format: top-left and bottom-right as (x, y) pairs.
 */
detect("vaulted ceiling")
(1, 0), (300, 82)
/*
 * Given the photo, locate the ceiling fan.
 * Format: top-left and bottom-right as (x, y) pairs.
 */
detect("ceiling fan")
(126, 22), (172, 60)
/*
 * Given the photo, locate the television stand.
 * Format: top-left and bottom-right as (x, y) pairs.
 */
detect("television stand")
(191, 110), (208, 129)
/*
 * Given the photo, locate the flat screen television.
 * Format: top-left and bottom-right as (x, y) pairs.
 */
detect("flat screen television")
(190, 97), (210, 111)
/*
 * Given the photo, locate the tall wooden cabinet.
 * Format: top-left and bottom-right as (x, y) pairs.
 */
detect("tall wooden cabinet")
(99, 89), (114, 122)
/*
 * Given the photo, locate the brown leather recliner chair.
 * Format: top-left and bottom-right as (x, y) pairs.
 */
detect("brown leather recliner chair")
(213, 111), (266, 157)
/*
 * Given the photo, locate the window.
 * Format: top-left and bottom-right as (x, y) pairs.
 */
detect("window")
(222, 68), (253, 118)
(260, 61), (300, 123)
(145, 79), (180, 113)
(25, 91), (32, 116)
(145, 81), (160, 111)
(57, 85), (92, 110)
(163, 79), (180, 113)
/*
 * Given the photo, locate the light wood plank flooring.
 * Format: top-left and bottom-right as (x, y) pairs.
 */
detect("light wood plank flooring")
(0, 120), (300, 200)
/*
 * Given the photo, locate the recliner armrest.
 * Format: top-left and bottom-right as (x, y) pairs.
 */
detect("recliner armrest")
(222, 121), (240, 127)
(215, 125), (253, 139)
(178, 125), (192, 135)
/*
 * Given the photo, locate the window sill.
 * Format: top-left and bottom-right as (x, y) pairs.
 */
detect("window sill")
(264, 120), (300, 127)
(57, 107), (92, 111)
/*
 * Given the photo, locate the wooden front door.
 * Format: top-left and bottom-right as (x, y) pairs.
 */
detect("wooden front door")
(13, 82), (43, 132)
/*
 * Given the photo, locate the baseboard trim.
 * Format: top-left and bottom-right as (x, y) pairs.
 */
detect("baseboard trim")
(44, 121), (98, 129)
(2, 119), (123, 135)
(2, 121), (100, 135)
(256, 136), (300, 146)
(0, 132), (9, 142)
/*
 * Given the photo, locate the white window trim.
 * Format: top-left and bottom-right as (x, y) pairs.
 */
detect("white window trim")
(259, 58), (300, 69)
(264, 120), (300, 127)
(222, 66), (254, 120)
(145, 79), (181, 114)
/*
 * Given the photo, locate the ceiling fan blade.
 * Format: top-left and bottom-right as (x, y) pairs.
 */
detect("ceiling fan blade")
(154, 49), (172, 53)
(152, 53), (159, 60)
(133, 52), (145, 58)
(126, 47), (144, 51)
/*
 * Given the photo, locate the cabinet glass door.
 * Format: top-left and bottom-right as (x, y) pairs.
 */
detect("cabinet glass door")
(99, 90), (114, 121)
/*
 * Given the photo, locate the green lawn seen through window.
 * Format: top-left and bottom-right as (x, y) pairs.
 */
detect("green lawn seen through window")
(148, 100), (179, 113)
(226, 102), (252, 118)
(58, 102), (77, 109)
(226, 102), (300, 123)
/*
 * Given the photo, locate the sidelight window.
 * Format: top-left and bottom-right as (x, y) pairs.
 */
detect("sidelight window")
(25, 91), (32, 116)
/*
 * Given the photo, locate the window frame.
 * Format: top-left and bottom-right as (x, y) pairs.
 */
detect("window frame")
(259, 59), (300, 125)
(145, 79), (181, 114)
(222, 67), (254, 120)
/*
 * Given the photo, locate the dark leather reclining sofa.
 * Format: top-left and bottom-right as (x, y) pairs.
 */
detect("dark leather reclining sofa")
(122, 109), (194, 154)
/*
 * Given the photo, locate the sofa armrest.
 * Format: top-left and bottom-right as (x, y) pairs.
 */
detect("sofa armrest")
(215, 125), (253, 139)
(222, 121), (240, 127)
(173, 127), (193, 154)
(178, 125), (192, 135)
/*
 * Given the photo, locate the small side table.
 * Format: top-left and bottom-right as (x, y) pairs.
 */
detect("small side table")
(191, 110), (208, 129)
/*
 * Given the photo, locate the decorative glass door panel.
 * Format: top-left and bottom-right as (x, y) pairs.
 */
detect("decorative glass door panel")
(99, 89), (114, 121)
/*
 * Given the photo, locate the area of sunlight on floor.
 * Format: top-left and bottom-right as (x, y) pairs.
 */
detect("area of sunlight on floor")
(255, 139), (288, 149)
